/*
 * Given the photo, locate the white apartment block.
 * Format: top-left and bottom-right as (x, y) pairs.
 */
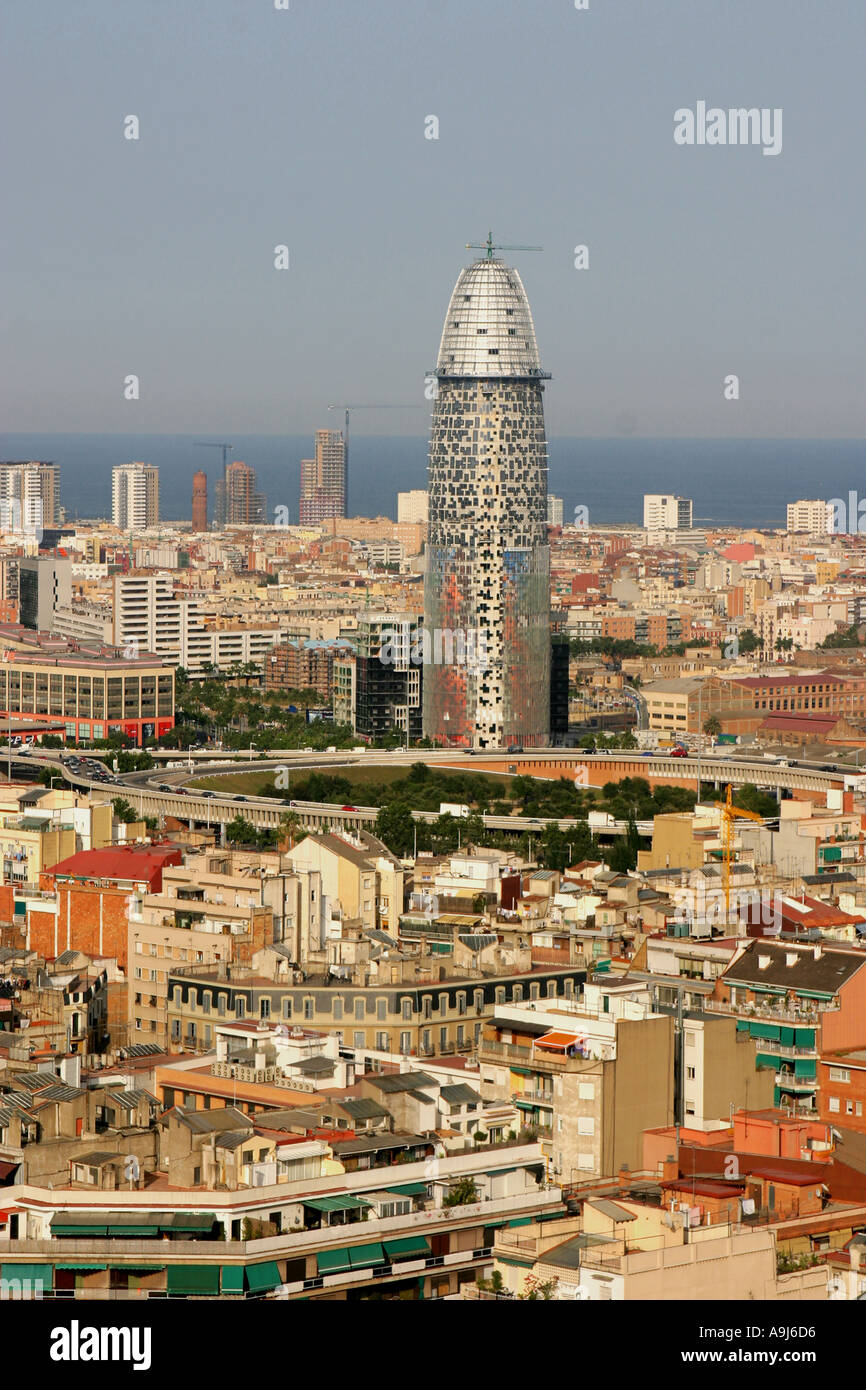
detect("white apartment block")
(397, 490), (429, 525)
(112, 463), (159, 530)
(547, 495), (564, 527)
(112, 572), (287, 673)
(786, 499), (831, 534)
(643, 494), (693, 531)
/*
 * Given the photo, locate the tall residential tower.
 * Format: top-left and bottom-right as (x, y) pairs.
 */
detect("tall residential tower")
(423, 241), (550, 748)
(299, 429), (347, 525)
(112, 463), (159, 530)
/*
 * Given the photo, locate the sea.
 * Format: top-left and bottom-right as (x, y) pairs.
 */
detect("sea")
(0, 434), (864, 530)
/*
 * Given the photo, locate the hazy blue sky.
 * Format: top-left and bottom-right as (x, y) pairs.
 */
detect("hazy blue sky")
(2, 0), (864, 437)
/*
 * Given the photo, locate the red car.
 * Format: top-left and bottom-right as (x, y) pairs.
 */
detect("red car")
(342, 804), (358, 812)
(670, 746), (688, 758)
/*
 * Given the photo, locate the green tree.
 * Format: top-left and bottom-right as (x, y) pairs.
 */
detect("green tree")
(111, 797), (138, 825)
(703, 715), (722, 738)
(375, 801), (416, 857)
(443, 1177), (478, 1208)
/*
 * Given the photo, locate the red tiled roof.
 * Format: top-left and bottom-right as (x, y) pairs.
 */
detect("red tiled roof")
(49, 846), (182, 884)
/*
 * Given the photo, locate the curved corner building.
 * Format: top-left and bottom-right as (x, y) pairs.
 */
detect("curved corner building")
(423, 249), (551, 748)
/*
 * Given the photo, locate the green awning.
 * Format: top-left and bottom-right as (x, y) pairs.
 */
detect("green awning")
(385, 1183), (428, 1197)
(795, 1028), (815, 1046)
(317, 1247), (352, 1275)
(221, 1265), (245, 1293)
(166, 1265), (220, 1296)
(1, 1263), (52, 1289)
(56, 1264), (106, 1271)
(347, 1242), (385, 1269)
(507, 1217), (533, 1228)
(509, 1066), (533, 1076)
(514, 1099), (536, 1111)
(383, 1236), (431, 1260)
(303, 1195), (370, 1213)
(162, 1213), (215, 1233)
(246, 1261), (281, 1293)
(779, 1027), (795, 1047)
(750, 1022), (781, 1040)
(756, 1052), (778, 1070)
(794, 1059), (817, 1079)
(50, 1222), (107, 1237)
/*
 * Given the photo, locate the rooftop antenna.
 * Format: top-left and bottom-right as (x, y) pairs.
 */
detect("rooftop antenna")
(466, 231), (543, 260)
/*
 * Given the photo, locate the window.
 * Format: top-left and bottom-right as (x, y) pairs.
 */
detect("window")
(829, 1067), (850, 1083)
(304, 998), (314, 1020)
(355, 999), (365, 1021)
(829, 1097), (840, 1113)
(577, 1082), (595, 1101)
(260, 998), (270, 1020)
(353, 1031), (365, 1049)
(282, 998), (291, 1019)
(401, 998), (412, 1021)
(846, 1100), (855, 1115)
(235, 998), (245, 1018)
(686, 1066), (696, 1080)
(333, 998), (343, 1021)
(400, 1031), (411, 1054)
(377, 999), (387, 1022)
(376, 1031), (389, 1051)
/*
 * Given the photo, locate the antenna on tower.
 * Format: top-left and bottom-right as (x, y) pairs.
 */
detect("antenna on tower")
(466, 232), (543, 260)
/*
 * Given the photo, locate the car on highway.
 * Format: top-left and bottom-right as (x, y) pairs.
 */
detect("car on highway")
(670, 747), (688, 758)
(234, 795), (248, 802)
(200, 791), (215, 798)
(341, 805), (358, 812)
(157, 784), (173, 793)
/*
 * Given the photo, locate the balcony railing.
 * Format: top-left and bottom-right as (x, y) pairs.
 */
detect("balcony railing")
(775, 1072), (816, 1091)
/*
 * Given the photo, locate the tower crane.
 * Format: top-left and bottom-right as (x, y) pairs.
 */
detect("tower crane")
(325, 405), (421, 502)
(721, 783), (767, 922)
(194, 443), (234, 525)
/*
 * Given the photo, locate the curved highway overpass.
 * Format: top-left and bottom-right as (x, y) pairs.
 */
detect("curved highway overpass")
(20, 747), (853, 842)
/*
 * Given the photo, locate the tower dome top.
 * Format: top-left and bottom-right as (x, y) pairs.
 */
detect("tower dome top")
(436, 257), (545, 380)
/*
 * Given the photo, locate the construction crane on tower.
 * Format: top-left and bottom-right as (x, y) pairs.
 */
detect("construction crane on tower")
(325, 405), (421, 504)
(721, 783), (767, 923)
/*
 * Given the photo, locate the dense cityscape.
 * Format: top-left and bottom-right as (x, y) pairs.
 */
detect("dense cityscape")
(4, 0), (864, 1367)
(1, 244), (866, 1323)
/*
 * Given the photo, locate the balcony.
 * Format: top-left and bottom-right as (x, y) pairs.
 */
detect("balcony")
(513, 1090), (554, 1107)
(775, 1072), (816, 1092)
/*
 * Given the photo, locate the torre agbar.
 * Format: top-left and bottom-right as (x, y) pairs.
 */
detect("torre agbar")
(423, 247), (551, 748)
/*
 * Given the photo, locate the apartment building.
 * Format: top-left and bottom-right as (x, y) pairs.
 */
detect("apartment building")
(128, 853), (280, 1047)
(263, 638), (354, 699)
(166, 960), (588, 1062)
(477, 980), (675, 1179)
(18, 556), (72, 632)
(0, 461), (60, 531)
(397, 490), (429, 525)
(284, 829), (405, 941)
(112, 463), (159, 530)
(714, 939), (866, 1114)
(787, 499), (831, 534)
(643, 494), (693, 531)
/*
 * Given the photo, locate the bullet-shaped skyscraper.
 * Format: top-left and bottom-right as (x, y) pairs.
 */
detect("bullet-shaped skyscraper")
(423, 242), (550, 748)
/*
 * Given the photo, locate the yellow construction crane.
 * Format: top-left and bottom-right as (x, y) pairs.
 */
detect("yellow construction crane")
(721, 784), (766, 921)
